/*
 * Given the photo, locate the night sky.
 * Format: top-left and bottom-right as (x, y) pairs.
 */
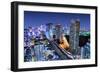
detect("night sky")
(24, 11), (90, 31)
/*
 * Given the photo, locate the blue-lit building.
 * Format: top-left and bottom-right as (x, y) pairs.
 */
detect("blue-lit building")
(80, 41), (90, 59)
(45, 23), (54, 40)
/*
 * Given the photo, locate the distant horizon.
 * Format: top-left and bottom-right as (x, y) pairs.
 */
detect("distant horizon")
(24, 11), (90, 31)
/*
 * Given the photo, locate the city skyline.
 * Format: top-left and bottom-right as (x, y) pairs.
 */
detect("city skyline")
(24, 11), (90, 31)
(24, 11), (91, 61)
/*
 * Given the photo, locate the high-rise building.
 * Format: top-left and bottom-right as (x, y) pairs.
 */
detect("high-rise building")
(45, 23), (54, 40)
(63, 25), (69, 35)
(69, 19), (80, 58)
(54, 24), (63, 40)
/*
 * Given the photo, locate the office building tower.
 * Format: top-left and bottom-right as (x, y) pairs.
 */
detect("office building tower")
(69, 19), (80, 58)
(45, 23), (53, 40)
(55, 24), (63, 40)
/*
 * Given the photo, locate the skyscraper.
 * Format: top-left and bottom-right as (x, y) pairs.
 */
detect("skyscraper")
(45, 23), (53, 40)
(55, 24), (63, 40)
(69, 19), (80, 58)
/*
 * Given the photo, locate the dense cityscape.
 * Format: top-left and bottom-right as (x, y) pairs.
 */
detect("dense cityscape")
(24, 19), (90, 62)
